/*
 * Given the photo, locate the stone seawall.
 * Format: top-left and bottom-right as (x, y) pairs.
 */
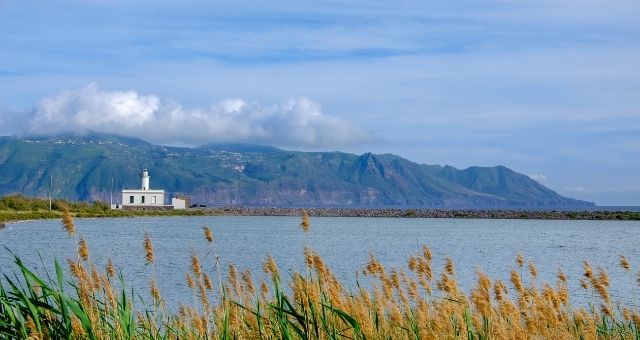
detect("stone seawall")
(203, 207), (640, 220)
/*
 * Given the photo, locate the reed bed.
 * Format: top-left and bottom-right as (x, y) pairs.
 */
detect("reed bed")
(1, 210), (639, 339)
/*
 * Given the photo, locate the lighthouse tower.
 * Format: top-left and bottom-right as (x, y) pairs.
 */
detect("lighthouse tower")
(140, 169), (150, 190)
(120, 168), (166, 209)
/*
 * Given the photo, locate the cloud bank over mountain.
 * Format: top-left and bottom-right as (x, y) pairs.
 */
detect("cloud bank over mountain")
(0, 84), (373, 148)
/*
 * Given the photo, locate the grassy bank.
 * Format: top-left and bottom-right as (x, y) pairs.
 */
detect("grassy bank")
(1, 210), (639, 339)
(0, 195), (208, 222)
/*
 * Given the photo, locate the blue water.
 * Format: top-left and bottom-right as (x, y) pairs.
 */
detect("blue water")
(1, 216), (639, 308)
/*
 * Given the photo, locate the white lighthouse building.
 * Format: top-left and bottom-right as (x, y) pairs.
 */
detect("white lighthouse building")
(121, 169), (166, 209)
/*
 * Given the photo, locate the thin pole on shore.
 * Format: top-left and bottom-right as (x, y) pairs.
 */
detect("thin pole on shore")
(110, 176), (114, 208)
(49, 174), (52, 211)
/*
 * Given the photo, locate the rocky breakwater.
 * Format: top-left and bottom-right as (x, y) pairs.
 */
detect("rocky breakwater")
(206, 207), (640, 220)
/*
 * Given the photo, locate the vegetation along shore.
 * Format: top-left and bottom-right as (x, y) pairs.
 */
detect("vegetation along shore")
(1, 209), (640, 338)
(0, 195), (639, 223)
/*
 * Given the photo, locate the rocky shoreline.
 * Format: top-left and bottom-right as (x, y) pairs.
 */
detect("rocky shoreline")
(3, 207), (638, 224)
(206, 207), (640, 220)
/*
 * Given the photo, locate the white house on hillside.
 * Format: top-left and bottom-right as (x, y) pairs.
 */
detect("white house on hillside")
(121, 169), (166, 208)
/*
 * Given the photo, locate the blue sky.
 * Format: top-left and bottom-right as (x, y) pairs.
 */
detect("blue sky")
(0, 0), (639, 205)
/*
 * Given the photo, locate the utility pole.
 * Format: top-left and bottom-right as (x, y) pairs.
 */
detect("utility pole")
(110, 176), (114, 208)
(49, 174), (52, 211)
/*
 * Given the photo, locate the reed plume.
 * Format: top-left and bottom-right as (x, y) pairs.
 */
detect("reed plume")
(263, 254), (279, 277)
(60, 204), (75, 236)
(186, 273), (195, 289)
(583, 261), (593, 279)
(594, 268), (611, 305)
(241, 270), (255, 296)
(260, 279), (269, 300)
(204, 274), (213, 291)
(203, 226), (213, 243)
(557, 269), (567, 283)
(150, 279), (161, 301)
(510, 269), (524, 293)
(365, 253), (384, 276)
(70, 316), (85, 337)
(579, 278), (588, 290)
(528, 261), (538, 279)
(516, 253), (524, 268)
(90, 264), (101, 290)
(422, 244), (432, 261)
(471, 269), (492, 316)
(143, 232), (154, 265)
(228, 264), (240, 296)
(67, 258), (83, 280)
(106, 258), (116, 278)
(619, 255), (630, 271)
(493, 279), (507, 302)
(300, 209), (310, 233)
(197, 278), (209, 308)
(191, 251), (202, 277)
(445, 257), (455, 276)
(78, 236), (89, 261)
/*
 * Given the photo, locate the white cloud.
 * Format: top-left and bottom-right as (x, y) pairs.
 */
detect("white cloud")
(9, 84), (374, 148)
(528, 174), (547, 182)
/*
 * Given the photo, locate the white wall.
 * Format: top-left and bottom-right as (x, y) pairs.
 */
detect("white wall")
(172, 198), (187, 210)
(122, 190), (165, 206)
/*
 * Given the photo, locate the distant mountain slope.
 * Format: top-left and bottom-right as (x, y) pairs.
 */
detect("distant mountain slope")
(0, 134), (593, 207)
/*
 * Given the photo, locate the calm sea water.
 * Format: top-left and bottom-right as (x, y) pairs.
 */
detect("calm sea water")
(1, 216), (639, 308)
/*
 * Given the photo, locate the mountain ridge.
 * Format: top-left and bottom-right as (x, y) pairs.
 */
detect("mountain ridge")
(0, 133), (593, 207)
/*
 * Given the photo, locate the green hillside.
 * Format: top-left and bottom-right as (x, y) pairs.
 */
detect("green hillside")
(0, 134), (592, 207)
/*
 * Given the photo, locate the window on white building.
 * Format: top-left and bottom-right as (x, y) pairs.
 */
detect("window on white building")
(129, 196), (134, 204)
(141, 196), (145, 204)
(151, 196), (156, 204)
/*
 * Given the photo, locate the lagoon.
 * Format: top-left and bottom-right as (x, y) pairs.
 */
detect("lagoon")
(1, 216), (639, 307)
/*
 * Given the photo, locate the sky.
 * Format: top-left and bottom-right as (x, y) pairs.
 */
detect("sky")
(0, 0), (639, 206)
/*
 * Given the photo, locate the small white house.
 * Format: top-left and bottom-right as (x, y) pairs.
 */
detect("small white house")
(121, 169), (166, 208)
(171, 196), (190, 210)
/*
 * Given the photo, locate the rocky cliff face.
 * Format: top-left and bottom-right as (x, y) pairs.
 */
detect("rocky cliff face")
(0, 134), (593, 207)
